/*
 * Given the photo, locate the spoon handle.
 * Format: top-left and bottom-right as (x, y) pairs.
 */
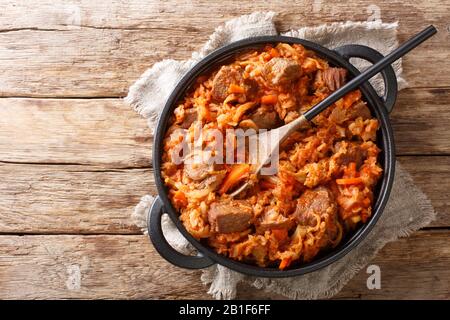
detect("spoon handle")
(303, 25), (437, 121)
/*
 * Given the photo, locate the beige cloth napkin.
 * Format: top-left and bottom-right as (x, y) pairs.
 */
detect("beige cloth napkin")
(125, 12), (435, 299)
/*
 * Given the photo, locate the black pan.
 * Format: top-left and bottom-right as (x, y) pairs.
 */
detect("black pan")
(148, 36), (397, 277)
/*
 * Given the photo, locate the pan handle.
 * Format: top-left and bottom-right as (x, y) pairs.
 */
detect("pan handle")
(334, 44), (398, 113)
(148, 196), (214, 269)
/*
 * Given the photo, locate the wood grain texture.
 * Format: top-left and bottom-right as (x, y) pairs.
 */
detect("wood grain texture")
(0, 234), (207, 299)
(0, 0), (448, 97)
(392, 88), (450, 155)
(1, 88), (449, 168)
(0, 98), (151, 167)
(398, 157), (450, 228)
(0, 164), (155, 234)
(0, 230), (448, 299)
(0, 156), (448, 234)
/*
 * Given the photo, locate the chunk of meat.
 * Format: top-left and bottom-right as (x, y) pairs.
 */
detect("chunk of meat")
(179, 108), (198, 129)
(258, 208), (293, 231)
(249, 109), (282, 129)
(294, 186), (339, 249)
(212, 66), (242, 102)
(295, 187), (336, 224)
(243, 78), (259, 100)
(264, 58), (302, 85)
(333, 141), (367, 168)
(184, 152), (216, 181)
(320, 67), (347, 91)
(208, 200), (253, 233)
(211, 66), (258, 102)
(348, 101), (371, 120)
(329, 101), (371, 124)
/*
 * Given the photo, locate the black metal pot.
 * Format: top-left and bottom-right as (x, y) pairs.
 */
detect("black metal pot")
(148, 36), (397, 277)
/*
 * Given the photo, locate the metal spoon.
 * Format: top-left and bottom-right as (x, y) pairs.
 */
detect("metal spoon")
(229, 25), (437, 197)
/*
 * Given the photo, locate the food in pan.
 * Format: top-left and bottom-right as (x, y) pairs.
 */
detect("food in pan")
(161, 43), (382, 269)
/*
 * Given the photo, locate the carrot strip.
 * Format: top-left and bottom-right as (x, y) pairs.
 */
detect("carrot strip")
(228, 83), (245, 94)
(336, 177), (363, 185)
(218, 164), (250, 195)
(343, 90), (362, 108)
(259, 179), (276, 190)
(272, 229), (288, 242)
(172, 190), (188, 207)
(363, 197), (371, 207)
(344, 162), (357, 177)
(262, 52), (271, 61)
(348, 162), (356, 173)
(261, 94), (278, 105)
(269, 47), (280, 58)
(279, 257), (292, 270)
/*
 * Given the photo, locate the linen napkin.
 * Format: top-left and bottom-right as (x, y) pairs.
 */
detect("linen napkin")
(125, 12), (435, 299)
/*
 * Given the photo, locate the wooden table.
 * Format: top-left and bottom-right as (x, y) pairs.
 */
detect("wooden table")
(0, 0), (449, 299)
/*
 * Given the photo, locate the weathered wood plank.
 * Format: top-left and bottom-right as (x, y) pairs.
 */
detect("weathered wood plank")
(0, 98), (151, 167)
(398, 157), (450, 228)
(0, 0), (447, 32)
(0, 230), (447, 299)
(1, 89), (449, 168)
(0, 156), (448, 234)
(0, 164), (155, 234)
(392, 88), (450, 155)
(0, 0), (448, 97)
(0, 234), (207, 299)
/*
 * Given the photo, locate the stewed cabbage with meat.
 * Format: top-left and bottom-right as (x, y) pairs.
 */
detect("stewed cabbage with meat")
(161, 43), (382, 269)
